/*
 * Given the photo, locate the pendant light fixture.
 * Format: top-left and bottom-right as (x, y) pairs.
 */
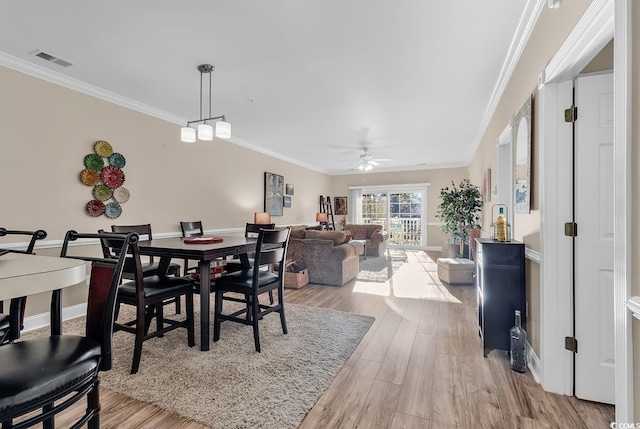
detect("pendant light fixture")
(180, 64), (231, 142)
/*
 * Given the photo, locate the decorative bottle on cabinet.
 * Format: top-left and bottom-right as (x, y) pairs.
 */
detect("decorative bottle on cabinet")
(510, 310), (527, 372)
(496, 207), (507, 242)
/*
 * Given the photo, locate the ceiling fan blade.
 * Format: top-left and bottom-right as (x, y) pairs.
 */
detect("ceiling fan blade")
(370, 160), (380, 166)
(373, 158), (393, 162)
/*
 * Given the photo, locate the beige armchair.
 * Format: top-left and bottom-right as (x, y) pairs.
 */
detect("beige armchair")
(345, 224), (387, 257)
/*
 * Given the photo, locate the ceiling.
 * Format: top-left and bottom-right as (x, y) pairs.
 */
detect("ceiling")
(0, 1), (531, 175)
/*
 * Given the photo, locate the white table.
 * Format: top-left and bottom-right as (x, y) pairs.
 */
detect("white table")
(0, 252), (86, 337)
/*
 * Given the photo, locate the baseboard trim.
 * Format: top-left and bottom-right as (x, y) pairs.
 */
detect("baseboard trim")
(527, 341), (542, 384)
(22, 303), (87, 333)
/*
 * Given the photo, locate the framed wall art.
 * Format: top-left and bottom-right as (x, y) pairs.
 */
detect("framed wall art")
(334, 196), (347, 215)
(483, 169), (491, 203)
(283, 195), (292, 208)
(513, 95), (532, 214)
(264, 172), (284, 216)
(285, 183), (294, 195)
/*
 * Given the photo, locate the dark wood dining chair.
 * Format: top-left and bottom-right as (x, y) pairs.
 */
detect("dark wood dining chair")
(180, 220), (204, 274)
(224, 222), (275, 274)
(213, 227), (290, 352)
(0, 227), (47, 344)
(0, 230), (135, 429)
(109, 234), (195, 374)
(105, 224), (183, 314)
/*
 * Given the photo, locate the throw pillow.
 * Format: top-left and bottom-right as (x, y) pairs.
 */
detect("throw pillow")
(290, 228), (306, 239)
(371, 228), (381, 238)
(343, 230), (352, 244)
(304, 230), (347, 246)
(353, 228), (367, 240)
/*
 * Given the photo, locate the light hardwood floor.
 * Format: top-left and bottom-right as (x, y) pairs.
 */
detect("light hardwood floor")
(56, 250), (613, 428)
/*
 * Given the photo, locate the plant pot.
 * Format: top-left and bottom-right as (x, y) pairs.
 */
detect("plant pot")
(448, 242), (470, 259)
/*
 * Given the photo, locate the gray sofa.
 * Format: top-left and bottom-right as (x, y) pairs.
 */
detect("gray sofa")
(345, 224), (388, 257)
(286, 228), (364, 286)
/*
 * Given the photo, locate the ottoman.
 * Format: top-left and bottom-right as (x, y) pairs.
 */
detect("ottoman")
(437, 258), (475, 285)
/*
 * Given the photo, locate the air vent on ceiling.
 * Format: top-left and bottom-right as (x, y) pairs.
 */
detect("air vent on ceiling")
(29, 49), (73, 68)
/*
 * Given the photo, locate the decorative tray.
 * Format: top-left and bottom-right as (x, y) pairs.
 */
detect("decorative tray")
(104, 201), (122, 219)
(80, 168), (100, 186)
(112, 186), (130, 203)
(84, 154), (104, 171)
(109, 152), (126, 168)
(94, 140), (113, 157)
(100, 165), (125, 188)
(86, 199), (105, 217)
(184, 236), (224, 244)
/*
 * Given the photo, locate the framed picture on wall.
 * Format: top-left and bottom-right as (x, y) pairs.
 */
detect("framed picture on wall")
(283, 195), (292, 208)
(264, 172), (284, 216)
(334, 196), (347, 215)
(514, 95), (531, 214)
(285, 184), (294, 195)
(483, 169), (491, 203)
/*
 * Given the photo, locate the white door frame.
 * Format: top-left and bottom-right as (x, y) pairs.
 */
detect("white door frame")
(538, 0), (632, 422)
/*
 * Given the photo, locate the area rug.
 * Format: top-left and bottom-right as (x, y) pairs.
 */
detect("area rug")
(24, 300), (374, 429)
(357, 249), (408, 282)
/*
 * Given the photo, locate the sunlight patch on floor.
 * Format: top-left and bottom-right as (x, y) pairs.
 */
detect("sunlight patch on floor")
(352, 259), (462, 304)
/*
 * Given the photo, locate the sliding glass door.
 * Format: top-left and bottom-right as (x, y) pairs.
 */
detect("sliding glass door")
(351, 184), (427, 249)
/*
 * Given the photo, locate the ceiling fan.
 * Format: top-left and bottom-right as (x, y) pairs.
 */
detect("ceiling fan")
(356, 147), (393, 172)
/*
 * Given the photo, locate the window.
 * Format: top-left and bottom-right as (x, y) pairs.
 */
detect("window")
(349, 184), (429, 249)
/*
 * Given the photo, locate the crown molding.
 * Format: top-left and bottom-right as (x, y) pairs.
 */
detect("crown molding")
(0, 51), (186, 125)
(469, 0), (545, 159)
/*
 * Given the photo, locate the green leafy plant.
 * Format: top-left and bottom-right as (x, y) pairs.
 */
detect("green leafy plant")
(436, 179), (483, 257)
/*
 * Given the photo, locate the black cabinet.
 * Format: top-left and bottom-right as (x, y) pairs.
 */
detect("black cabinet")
(475, 238), (526, 357)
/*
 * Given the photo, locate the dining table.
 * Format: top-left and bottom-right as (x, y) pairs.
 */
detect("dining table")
(0, 252), (86, 338)
(136, 234), (259, 351)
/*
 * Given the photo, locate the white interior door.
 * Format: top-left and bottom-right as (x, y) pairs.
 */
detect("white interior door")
(574, 71), (614, 404)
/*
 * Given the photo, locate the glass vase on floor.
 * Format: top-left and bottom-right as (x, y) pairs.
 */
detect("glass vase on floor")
(510, 310), (527, 373)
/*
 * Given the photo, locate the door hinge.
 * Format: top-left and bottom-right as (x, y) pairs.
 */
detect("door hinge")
(564, 105), (578, 122)
(564, 222), (578, 237)
(565, 336), (578, 353)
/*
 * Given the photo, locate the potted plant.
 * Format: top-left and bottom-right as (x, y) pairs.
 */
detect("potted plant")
(436, 179), (483, 258)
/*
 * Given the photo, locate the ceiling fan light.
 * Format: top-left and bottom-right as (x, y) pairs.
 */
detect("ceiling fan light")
(364, 163), (373, 172)
(198, 123), (214, 141)
(215, 121), (231, 139)
(181, 126), (196, 143)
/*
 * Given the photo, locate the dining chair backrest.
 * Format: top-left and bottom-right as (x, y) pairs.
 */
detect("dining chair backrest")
(0, 228), (48, 333)
(111, 224), (153, 262)
(245, 223), (275, 238)
(243, 223), (276, 260)
(60, 230), (137, 370)
(0, 228), (47, 254)
(252, 228), (291, 282)
(180, 221), (204, 238)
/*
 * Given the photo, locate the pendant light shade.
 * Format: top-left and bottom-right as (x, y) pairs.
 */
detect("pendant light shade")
(215, 121), (232, 139)
(180, 64), (231, 143)
(181, 126), (196, 143)
(198, 123), (214, 141)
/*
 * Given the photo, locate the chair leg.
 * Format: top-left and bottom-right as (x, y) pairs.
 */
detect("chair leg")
(268, 290), (274, 305)
(279, 295), (288, 335)
(174, 296), (182, 314)
(132, 304), (147, 374)
(252, 294), (261, 353)
(185, 293), (195, 347)
(87, 383), (100, 429)
(43, 403), (54, 429)
(155, 304), (164, 337)
(213, 290), (223, 342)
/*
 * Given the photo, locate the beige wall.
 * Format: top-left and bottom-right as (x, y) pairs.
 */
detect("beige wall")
(468, 1), (592, 358)
(330, 167), (469, 248)
(0, 65), (332, 315)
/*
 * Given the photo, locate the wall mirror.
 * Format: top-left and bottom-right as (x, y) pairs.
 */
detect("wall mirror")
(513, 95), (531, 214)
